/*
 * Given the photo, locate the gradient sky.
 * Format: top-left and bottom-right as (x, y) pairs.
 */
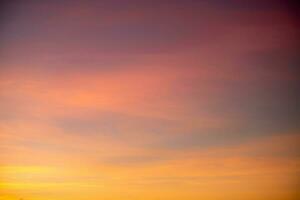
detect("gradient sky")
(0, 1), (300, 200)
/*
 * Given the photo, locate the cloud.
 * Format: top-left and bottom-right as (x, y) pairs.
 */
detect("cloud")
(0, 1), (299, 199)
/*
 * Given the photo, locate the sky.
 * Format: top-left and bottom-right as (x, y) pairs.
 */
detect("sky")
(0, 0), (299, 200)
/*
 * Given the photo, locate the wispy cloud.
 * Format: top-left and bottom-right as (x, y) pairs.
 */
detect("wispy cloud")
(1, 0), (299, 200)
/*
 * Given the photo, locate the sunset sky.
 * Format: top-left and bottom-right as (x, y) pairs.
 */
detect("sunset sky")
(0, 1), (299, 200)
